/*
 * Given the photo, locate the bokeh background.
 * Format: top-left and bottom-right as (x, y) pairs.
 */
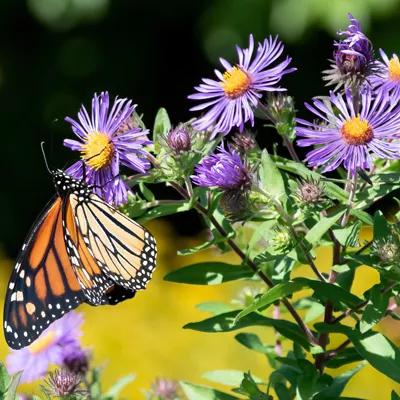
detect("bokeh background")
(2, 0), (400, 398)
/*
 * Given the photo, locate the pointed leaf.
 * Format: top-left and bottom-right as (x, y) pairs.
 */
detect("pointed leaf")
(164, 262), (253, 285)
(360, 285), (390, 333)
(153, 107), (171, 145)
(235, 281), (304, 321)
(180, 382), (239, 400)
(203, 370), (262, 387)
(260, 150), (286, 201)
(315, 363), (364, 399)
(104, 374), (135, 397)
(184, 311), (310, 349)
(5, 371), (22, 400)
(305, 208), (346, 245)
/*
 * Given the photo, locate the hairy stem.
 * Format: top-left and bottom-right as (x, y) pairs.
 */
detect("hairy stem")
(282, 135), (301, 163)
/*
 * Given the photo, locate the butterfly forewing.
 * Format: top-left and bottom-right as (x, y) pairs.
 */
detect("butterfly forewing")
(4, 198), (84, 349)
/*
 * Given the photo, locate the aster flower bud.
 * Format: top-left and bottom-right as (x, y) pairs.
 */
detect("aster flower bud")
(43, 369), (84, 397)
(220, 190), (250, 220)
(231, 131), (257, 154)
(166, 126), (192, 154)
(262, 93), (296, 139)
(149, 378), (179, 400)
(295, 178), (325, 206)
(271, 227), (293, 253)
(372, 236), (400, 265)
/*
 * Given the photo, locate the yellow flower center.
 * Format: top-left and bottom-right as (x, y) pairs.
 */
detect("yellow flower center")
(341, 116), (373, 145)
(222, 66), (251, 98)
(388, 55), (400, 81)
(81, 131), (114, 170)
(29, 331), (57, 354)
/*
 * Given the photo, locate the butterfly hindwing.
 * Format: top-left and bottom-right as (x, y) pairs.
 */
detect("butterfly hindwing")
(3, 198), (84, 349)
(70, 193), (157, 292)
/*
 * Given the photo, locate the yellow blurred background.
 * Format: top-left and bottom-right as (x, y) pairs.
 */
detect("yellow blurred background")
(0, 222), (399, 398)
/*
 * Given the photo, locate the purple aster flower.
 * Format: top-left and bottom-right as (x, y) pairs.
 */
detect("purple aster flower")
(371, 49), (400, 97)
(324, 14), (377, 89)
(192, 145), (251, 190)
(64, 91), (151, 206)
(6, 312), (83, 383)
(296, 90), (400, 175)
(188, 34), (295, 137)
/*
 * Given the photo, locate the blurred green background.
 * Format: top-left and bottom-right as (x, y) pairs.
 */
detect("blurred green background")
(2, 0), (400, 397)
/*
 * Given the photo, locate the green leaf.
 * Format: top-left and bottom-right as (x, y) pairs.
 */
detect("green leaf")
(196, 302), (233, 315)
(295, 360), (320, 400)
(260, 150), (286, 201)
(235, 333), (271, 354)
(203, 370), (262, 387)
(235, 281), (304, 321)
(0, 363), (10, 399)
(392, 391), (400, 400)
(139, 182), (155, 202)
(104, 374), (135, 398)
(184, 311), (310, 349)
(360, 285), (390, 333)
(332, 222), (361, 247)
(318, 324), (400, 383)
(180, 382), (239, 400)
(139, 200), (193, 222)
(314, 363), (364, 399)
(356, 173), (400, 210)
(5, 371), (22, 400)
(373, 211), (392, 241)
(325, 348), (363, 369)
(305, 207), (346, 246)
(294, 278), (363, 309)
(164, 262), (253, 285)
(153, 107), (171, 146)
(236, 372), (270, 399)
(352, 331), (400, 383)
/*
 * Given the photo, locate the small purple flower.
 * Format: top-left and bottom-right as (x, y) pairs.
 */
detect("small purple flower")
(335, 14), (373, 73)
(7, 312), (83, 383)
(371, 49), (400, 97)
(188, 34), (295, 137)
(296, 90), (400, 175)
(151, 378), (178, 400)
(192, 145), (251, 190)
(64, 91), (151, 206)
(324, 14), (376, 88)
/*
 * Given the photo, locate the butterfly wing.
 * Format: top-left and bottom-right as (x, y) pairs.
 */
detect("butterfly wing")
(64, 199), (134, 305)
(3, 198), (84, 349)
(70, 193), (157, 292)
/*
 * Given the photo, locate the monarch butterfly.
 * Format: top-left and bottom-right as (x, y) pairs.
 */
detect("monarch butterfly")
(3, 167), (157, 349)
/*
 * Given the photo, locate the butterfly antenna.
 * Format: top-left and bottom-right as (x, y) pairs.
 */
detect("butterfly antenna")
(40, 142), (52, 174)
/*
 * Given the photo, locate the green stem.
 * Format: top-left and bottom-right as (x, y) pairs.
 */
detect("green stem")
(316, 172), (358, 372)
(170, 181), (319, 346)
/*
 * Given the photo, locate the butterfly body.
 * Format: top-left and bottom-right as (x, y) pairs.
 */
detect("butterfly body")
(4, 170), (156, 349)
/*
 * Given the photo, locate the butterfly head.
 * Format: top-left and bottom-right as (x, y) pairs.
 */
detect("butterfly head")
(52, 169), (89, 198)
